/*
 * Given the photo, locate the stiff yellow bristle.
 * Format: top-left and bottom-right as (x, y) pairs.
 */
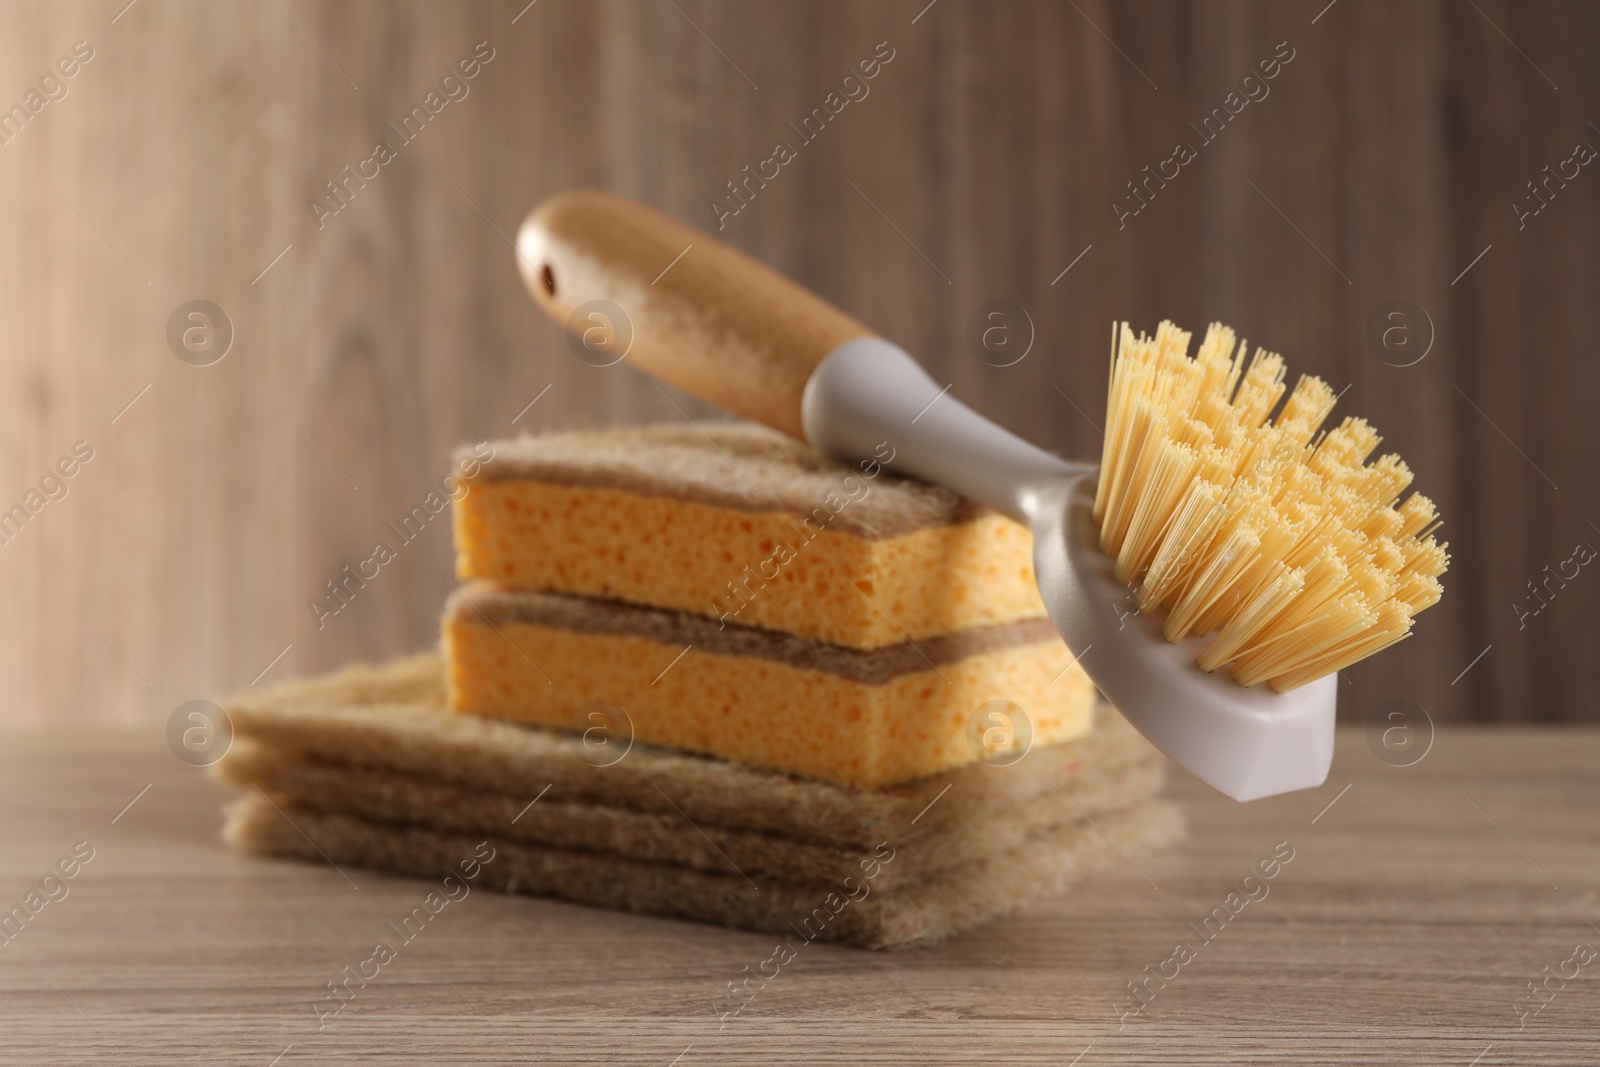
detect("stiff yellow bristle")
(1094, 320), (1449, 693)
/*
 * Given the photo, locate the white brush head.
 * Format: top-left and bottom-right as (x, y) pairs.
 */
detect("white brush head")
(1030, 476), (1335, 801)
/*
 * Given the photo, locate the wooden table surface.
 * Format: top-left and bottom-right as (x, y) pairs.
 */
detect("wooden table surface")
(0, 725), (1595, 1066)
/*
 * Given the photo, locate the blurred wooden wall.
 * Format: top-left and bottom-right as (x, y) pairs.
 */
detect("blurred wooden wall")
(0, 0), (1594, 728)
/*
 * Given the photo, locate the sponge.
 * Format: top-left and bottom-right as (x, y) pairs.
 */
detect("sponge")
(443, 583), (1096, 788)
(453, 423), (1049, 649)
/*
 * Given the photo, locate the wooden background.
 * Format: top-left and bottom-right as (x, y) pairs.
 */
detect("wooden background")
(0, 0), (1595, 728)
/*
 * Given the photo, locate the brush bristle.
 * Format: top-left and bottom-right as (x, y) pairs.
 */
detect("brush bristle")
(1093, 321), (1448, 693)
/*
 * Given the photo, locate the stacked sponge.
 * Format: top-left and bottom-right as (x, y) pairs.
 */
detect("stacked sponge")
(217, 422), (1180, 946)
(218, 655), (1180, 948)
(445, 422), (1099, 787)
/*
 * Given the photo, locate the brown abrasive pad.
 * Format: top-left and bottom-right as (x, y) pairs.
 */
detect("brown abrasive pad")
(446, 584), (1060, 684)
(459, 422), (986, 540)
(222, 793), (1183, 950)
(216, 738), (1166, 892)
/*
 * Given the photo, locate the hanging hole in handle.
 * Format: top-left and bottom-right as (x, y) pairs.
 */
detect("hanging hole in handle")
(540, 264), (557, 297)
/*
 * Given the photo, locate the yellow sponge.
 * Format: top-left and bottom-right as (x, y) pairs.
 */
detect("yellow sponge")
(444, 582), (1096, 789)
(454, 423), (1047, 649)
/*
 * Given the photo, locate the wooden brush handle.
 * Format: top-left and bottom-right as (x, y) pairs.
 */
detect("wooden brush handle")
(516, 191), (873, 439)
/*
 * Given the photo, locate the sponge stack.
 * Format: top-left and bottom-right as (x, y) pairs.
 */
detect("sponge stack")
(218, 655), (1181, 949)
(445, 423), (1099, 788)
(214, 422), (1180, 947)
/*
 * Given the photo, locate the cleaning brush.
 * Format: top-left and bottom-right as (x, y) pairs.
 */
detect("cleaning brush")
(516, 191), (1449, 800)
(1093, 320), (1447, 693)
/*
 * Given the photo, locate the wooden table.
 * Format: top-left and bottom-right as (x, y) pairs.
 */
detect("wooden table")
(1, 726), (1595, 1065)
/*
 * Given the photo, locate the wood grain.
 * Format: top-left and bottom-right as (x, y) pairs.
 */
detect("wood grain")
(0, 725), (1595, 1064)
(0, 0), (1595, 727)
